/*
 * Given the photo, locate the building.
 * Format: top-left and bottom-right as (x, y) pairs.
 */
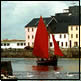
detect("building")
(50, 33), (69, 48)
(25, 16), (79, 48)
(25, 17), (57, 47)
(68, 25), (81, 48)
(25, 16), (69, 48)
(25, 6), (80, 48)
(1, 39), (26, 49)
(55, 6), (81, 16)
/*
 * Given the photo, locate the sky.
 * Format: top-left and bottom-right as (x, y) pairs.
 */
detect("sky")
(1, 1), (79, 40)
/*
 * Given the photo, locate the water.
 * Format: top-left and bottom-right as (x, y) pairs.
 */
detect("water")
(1, 58), (81, 80)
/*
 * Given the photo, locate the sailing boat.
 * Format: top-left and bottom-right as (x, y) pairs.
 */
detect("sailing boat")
(33, 16), (63, 66)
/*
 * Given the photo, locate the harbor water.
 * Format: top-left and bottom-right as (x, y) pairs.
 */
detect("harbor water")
(1, 58), (81, 80)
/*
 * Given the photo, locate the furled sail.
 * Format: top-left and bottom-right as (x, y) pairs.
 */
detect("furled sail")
(33, 16), (48, 59)
(52, 34), (64, 56)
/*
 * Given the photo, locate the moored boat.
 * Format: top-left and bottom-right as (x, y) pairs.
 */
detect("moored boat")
(33, 16), (64, 66)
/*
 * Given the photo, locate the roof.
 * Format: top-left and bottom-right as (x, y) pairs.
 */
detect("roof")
(51, 16), (80, 33)
(25, 17), (57, 27)
(25, 16), (80, 33)
(54, 16), (79, 24)
(1, 39), (25, 42)
(54, 23), (68, 33)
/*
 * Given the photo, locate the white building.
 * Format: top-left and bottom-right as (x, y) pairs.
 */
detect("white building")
(25, 27), (37, 47)
(25, 17), (69, 48)
(50, 33), (69, 48)
(1, 39), (26, 49)
(68, 25), (80, 48)
(25, 17), (57, 47)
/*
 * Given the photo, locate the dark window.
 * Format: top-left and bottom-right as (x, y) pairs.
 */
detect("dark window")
(57, 41), (59, 46)
(21, 43), (23, 46)
(64, 34), (66, 38)
(76, 34), (78, 38)
(28, 28), (29, 32)
(4, 43), (6, 46)
(28, 35), (30, 39)
(7, 43), (10, 46)
(61, 42), (63, 47)
(69, 40), (71, 48)
(66, 42), (67, 47)
(32, 28), (34, 32)
(28, 42), (30, 46)
(32, 35), (34, 39)
(50, 42), (52, 47)
(60, 34), (62, 38)
(71, 34), (73, 38)
(24, 43), (26, 45)
(17, 43), (19, 46)
(76, 26), (78, 30)
(74, 42), (78, 46)
(71, 27), (73, 30)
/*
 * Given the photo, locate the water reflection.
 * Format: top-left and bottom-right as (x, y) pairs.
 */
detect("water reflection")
(32, 65), (62, 72)
(32, 66), (49, 72)
(1, 58), (80, 79)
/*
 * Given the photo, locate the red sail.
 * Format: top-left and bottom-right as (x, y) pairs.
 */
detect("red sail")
(52, 34), (64, 56)
(33, 16), (48, 59)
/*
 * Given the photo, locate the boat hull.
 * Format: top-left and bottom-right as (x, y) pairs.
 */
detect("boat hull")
(37, 60), (57, 66)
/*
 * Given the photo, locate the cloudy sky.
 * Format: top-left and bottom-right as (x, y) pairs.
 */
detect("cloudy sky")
(1, 1), (79, 40)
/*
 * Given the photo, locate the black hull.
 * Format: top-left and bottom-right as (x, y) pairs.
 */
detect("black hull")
(37, 60), (57, 66)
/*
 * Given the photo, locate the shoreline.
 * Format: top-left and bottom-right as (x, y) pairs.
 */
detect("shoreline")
(1, 48), (80, 58)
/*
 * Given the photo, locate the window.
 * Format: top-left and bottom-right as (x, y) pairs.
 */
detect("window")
(7, 43), (10, 46)
(71, 27), (73, 30)
(28, 35), (30, 39)
(32, 28), (34, 32)
(61, 42), (63, 47)
(28, 28), (29, 32)
(4, 43), (6, 46)
(69, 40), (72, 48)
(66, 42), (67, 47)
(74, 42), (78, 46)
(24, 43), (26, 46)
(28, 42), (30, 46)
(32, 35), (34, 39)
(64, 34), (66, 38)
(71, 34), (73, 38)
(57, 41), (59, 46)
(76, 34), (78, 38)
(60, 34), (62, 38)
(76, 26), (78, 30)
(17, 43), (19, 46)
(21, 43), (23, 46)
(50, 42), (52, 47)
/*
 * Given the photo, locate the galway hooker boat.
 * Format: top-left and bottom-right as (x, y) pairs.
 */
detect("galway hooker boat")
(33, 16), (63, 66)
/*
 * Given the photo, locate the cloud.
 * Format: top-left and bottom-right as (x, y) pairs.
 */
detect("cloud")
(1, 1), (79, 40)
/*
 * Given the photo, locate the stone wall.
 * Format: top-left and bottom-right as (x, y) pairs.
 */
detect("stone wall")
(1, 48), (81, 58)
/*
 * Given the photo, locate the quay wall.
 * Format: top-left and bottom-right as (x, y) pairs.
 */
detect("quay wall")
(1, 48), (81, 58)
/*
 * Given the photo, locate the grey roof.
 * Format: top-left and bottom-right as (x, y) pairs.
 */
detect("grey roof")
(25, 17), (57, 27)
(52, 16), (80, 33)
(25, 16), (80, 33)
(53, 23), (69, 33)
(54, 16), (79, 24)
